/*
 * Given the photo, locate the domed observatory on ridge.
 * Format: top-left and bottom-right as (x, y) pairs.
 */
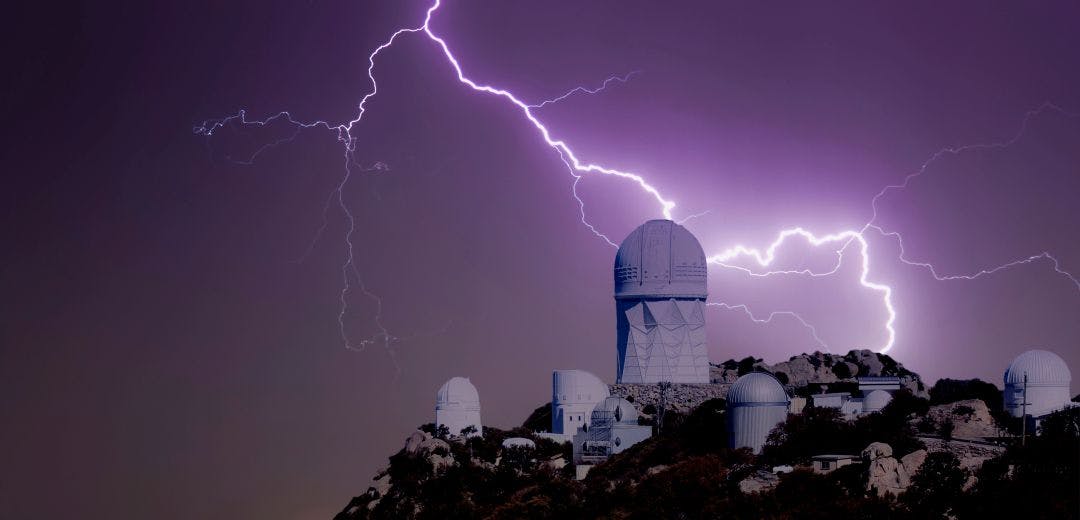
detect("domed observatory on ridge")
(614, 219), (710, 384)
(727, 372), (790, 454)
(551, 370), (609, 435)
(1003, 349), (1073, 425)
(435, 377), (482, 437)
(572, 396), (652, 465)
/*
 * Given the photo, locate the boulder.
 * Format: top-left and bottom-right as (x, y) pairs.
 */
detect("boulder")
(403, 430), (450, 456)
(900, 449), (927, 476)
(848, 349), (884, 376)
(738, 470), (780, 494)
(863, 443), (926, 497)
(544, 455), (567, 471)
(924, 399), (997, 439)
(770, 355), (838, 388)
(862, 442), (893, 460)
(404, 431), (430, 455)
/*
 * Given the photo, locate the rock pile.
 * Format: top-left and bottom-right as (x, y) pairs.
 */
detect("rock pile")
(609, 383), (731, 416)
(712, 349), (928, 398)
(923, 399), (998, 439)
(862, 442), (928, 497)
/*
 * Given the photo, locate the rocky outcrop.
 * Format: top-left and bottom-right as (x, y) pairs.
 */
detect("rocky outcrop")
(712, 349), (928, 398)
(923, 399), (998, 439)
(769, 355), (840, 387)
(919, 437), (1004, 489)
(403, 430), (454, 472)
(616, 350), (928, 417)
(862, 442), (927, 497)
(738, 470), (780, 494)
(610, 383), (731, 416)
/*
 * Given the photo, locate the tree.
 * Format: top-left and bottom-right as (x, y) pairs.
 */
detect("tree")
(939, 418), (955, 441)
(737, 356), (760, 376)
(903, 451), (967, 519)
(762, 406), (856, 465)
(929, 378), (1002, 410)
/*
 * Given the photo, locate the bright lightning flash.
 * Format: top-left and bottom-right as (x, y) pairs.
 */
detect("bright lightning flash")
(195, 0), (1078, 356)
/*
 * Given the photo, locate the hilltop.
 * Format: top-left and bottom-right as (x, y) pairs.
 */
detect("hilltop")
(334, 352), (1077, 519)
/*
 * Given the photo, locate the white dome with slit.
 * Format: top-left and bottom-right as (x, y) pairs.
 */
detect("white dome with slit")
(436, 377), (480, 411)
(727, 372), (790, 405)
(727, 372), (789, 454)
(614, 219), (708, 299)
(435, 377), (482, 437)
(591, 396), (639, 425)
(1003, 349), (1072, 419)
(551, 370), (609, 434)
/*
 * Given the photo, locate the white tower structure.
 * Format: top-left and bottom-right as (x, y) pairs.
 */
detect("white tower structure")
(614, 219), (709, 384)
(1003, 349), (1071, 419)
(435, 377), (482, 437)
(727, 372), (790, 454)
(551, 370), (609, 435)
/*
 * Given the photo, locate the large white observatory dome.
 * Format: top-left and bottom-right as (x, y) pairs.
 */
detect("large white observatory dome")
(1003, 349), (1072, 419)
(551, 370), (610, 435)
(614, 219), (708, 299)
(435, 377), (482, 437)
(436, 377), (481, 411)
(727, 372), (790, 406)
(727, 372), (790, 454)
(1004, 349), (1071, 386)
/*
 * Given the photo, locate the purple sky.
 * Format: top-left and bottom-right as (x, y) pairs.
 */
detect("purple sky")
(4, 1), (1079, 518)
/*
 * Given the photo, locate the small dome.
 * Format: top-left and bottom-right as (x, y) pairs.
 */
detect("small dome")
(863, 390), (892, 413)
(1004, 350), (1071, 386)
(501, 437), (536, 449)
(614, 219), (708, 299)
(553, 370), (609, 405)
(436, 377), (480, 411)
(591, 396), (639, 424)
(727, 372), (789, 406)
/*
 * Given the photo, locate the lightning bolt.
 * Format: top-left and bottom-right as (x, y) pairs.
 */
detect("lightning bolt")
(703, 103), (1080, 353)
(706, 302), (828, 350)
(526, 70), (640, 109)
(867, 103), (1080, 289)
(706, 228), (894, 352)
(196, 0), (1078, 358)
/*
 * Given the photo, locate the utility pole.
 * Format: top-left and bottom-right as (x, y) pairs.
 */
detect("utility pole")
(1020, 372), (1030, 447)
(656, 381), (671, 435)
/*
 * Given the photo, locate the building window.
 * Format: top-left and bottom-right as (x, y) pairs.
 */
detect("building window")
(821, 461), (831, 470)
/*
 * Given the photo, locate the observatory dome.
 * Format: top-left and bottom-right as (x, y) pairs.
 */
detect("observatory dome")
(551, 369), (610, 435)
(862, 389), (893, 413)
(553, 370), (609, 407)
(1003, 349), (1071, 419)
(501, 437), (536, 450)
(727, 372), (790, 454)
(591, 396), (639, 425)
(1004, 349), (1071, 386)
(614, 219), (708, 299)
(727, 372), (790, 406)
(436, 377), (480, 411)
